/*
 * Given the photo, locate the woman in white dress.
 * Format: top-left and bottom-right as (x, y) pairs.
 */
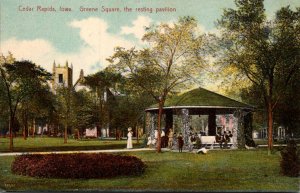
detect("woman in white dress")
(127, 127), (133, 149)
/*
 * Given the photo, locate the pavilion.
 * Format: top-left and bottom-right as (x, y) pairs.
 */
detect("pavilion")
(144, 87), (255, 149)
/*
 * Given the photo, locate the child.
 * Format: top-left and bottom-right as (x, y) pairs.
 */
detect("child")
(177, 133), (184, 152)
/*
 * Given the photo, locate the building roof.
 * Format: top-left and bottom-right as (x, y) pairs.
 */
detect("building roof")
(145, 87), (254, 111)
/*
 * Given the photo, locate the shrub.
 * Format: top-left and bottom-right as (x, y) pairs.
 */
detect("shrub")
(280, 140), (300, 177)
(11, 153), (146, 179)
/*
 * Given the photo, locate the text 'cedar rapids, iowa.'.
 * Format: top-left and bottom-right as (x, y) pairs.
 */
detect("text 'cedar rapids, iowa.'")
(18, 5), (71, 12)
(18, 5), (176, 13)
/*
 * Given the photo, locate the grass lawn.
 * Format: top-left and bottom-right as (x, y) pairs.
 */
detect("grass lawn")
(0, 148), (298, 192)
(0, 137), (142, 152)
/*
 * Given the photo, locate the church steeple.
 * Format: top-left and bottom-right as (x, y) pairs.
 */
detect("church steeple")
(53, 60), (56, 72)
(80, 69), (84, 79)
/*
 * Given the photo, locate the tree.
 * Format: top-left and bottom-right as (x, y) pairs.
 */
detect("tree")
(274, 76), (300, 137)
(15, 82), (55, 139)
(109, 80), (156, 142)
(84, 69), (123, 138)
(216, 0), (300, 154)
(55, 86), (74, 143)
(72, 90), (99, 138)
(0, 53), (15, 129)
(0, 79), (9, 137)
(108, 16), (207, 152)
(0, 55), (52, 151)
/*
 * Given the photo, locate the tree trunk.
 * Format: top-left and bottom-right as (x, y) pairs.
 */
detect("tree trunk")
(156, 100), (163, 153)
(136, 125), (139, 144)
(23, 126), (27, 140)
(32, 118), (36, 138)
(64, 125), (68, 144)
(97, 87), (103, 138)
(9, 115), (14, 152)
(23, 113), (28, 140)
(267, 101), (273, 155)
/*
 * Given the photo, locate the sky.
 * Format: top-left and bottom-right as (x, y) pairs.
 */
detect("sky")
(0, 0), (299, 87)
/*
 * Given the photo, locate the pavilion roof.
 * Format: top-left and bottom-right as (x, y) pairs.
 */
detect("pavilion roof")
(146, 87), (254, 111)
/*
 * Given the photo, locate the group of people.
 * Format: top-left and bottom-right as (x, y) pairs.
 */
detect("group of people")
(188, 132), (202, 151)
(169, 130), (203, 152)
(165, 128), (185, 152)
(147, 128), (176, 149)
(143, 128), (233, 151)
(146, 128), (203, 153)
(215, 130), (233, 149)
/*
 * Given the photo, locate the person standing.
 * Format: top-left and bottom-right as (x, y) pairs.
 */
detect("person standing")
(223, 131), (229, 149)
(153, 129), (158, 145)
(161, 129), (166, 148)
(177, 133), (184, 152)
(168, 128), (174, 149)
(215, 132), (223, 149)
(228, 131), (233, 142)
(127, 127), (133, 149)
(188, 133), (194, 152)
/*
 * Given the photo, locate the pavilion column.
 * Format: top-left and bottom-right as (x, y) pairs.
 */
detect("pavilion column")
(234, 109), (246, 148)
(181, 109), (191, 148)
(208, 110), (216, 136)
(145, 112), (151, 136)
(149, 113), (157, 141)
(232, 112), (239, 149)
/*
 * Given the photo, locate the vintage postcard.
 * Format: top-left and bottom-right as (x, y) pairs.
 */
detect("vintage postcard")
(0, 0), (299, 192)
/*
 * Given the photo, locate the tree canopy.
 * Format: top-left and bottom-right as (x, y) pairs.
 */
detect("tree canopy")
(216, 0), (300, 153)
(108, 16), (208, 152)
(0, 54), (52, 151)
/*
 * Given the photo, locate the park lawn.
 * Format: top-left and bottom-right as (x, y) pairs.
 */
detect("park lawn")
(0, 149), (298, 192)
(0, 137), (143, 152)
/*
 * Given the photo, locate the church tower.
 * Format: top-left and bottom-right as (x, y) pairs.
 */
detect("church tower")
(51, 60), (73, 91)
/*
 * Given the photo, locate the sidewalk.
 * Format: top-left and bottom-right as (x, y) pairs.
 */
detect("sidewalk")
(0, 148), (156, 157)
(0, 147), (240, 156)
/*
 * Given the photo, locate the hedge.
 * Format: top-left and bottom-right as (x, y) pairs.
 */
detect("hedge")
(11, 153), (146, 179)
(280, 140), (300, 177)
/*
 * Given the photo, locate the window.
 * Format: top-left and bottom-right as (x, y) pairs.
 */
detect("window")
(58, 74), (63, 83)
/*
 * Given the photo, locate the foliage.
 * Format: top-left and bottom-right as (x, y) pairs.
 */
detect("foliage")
(0, 53), (52, 150)
(84, 69), (125, 136)
(72, 90), (99, 135)
(216, 0), (300, 152)
(11, 153), (146, 179)
(109, 82), (156, 135)
(280, 140), (300, 177)
(273, 74), (300, 137)
(55, 86), (73, 142)
(55, 87), (97, 138)
(108, 16), (208, 152)
(0, 53), (15, 127)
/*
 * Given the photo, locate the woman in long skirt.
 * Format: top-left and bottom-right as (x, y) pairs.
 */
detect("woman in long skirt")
(127, 127), (133, 149)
